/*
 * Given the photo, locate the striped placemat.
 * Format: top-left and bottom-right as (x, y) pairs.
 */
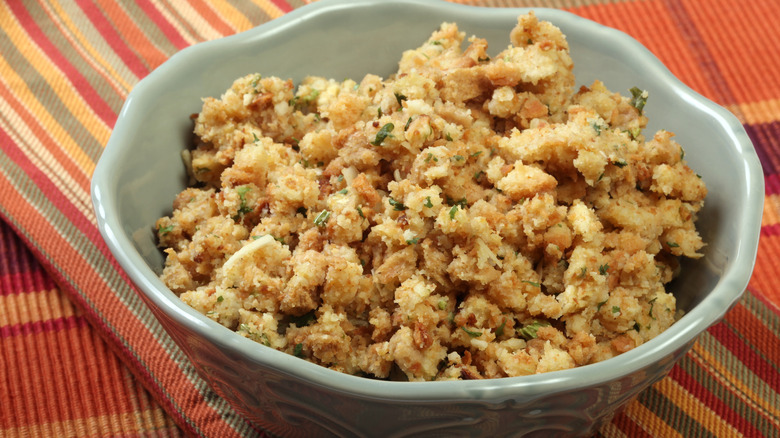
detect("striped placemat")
(0, 0), (778, 436)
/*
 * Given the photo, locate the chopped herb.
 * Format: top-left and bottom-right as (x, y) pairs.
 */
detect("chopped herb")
(425, 153), (434, 163)
(526, 38), (533, 45)
(473, 170), (484, 181)
(648, 297), (658, 320)
(452, 155), (464, 161)
(356, 205), (365, 218)
(388, 197), (406, 211)
(289, 311), (316, 327)
(680, 147), (685, 160)
(424, 196), (433, 208)
(293, 343), (304, 357)
(629, 87), (648, 114)
(470, 151), (482, 157)
(406, 237), (420, 245)
(495, 318), (507, 337)
(449, 205), (459, 220)
(337, 188), (348, 195)
(296, 206), (308, 217)
(158, 224), (174, 235)
(429, 40), (442, 45)
(478, 56), (491, 62)
(445, 133), (453, 141)
(313, 210), (331, 227)
(252, 133), (260, 142)
(613, 160), (628, 168)
(236, 186), (253, 216)
(250, 74), (261, 88)
(579, 267), (588, 279)
(599, 264), (609, 276)
(612, 306), (621, 314)
(404, 116), (412, 131)
(337, 174), (344, 182)
(592, 122), (603, 135)
(377, 107), (383, 118)
(597, 172), (605, 182)
(461, 326), (482, 338)
(597, 300), (608, 311)
(372, 123), (394, 146)
(522, 280), (541, 288)
(394, 92), (407, 107)
(437, 298), (448, 310)
(667, 241), (680, 248)
(217, 296), (224, 303)
(517, 321), (549, 340)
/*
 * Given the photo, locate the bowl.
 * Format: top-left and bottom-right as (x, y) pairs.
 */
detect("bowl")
(91, 0), (764, 436)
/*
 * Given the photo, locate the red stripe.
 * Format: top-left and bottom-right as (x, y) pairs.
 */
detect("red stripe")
(5, 2), (118, 128)
(135, 0), (189, 50)
(668, 364), (764, 437)
(610, 409), (654, 438)
(0, 272), (57, 295)
(0, 315), (89, 338)
(268, 0), (293, 13)
(74, 0), (149, 78)
(761, 224), (780, 237)
(707, 323), (780, 394)
(725, 303), (780, 367)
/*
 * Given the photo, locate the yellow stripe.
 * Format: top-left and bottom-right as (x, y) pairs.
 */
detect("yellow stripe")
(251, 0), (286, 20)
(167, 1), (224, 41)
(727, 99), (780, 125)
(0, 410), (174, 437)
(623, 399), (683, 437)
(762, 195), (780, 227)
(146, 0), (200, 46)
(210, 1), (254, 33)
(0, 4), (110, 162)
(0, 288), (75, 327)
(690, 341), (780, 425)
(0, 93), (95, 217)
(654, 376), (743, 437)
(40, 0), (134, 97)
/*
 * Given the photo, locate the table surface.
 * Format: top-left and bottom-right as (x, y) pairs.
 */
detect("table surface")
(1, 0), (778, 437)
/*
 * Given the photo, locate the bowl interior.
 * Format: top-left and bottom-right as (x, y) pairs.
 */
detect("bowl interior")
(93, 0), (762, 397)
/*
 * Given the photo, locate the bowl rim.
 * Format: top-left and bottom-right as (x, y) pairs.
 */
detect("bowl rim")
(92, 0), (764, 402)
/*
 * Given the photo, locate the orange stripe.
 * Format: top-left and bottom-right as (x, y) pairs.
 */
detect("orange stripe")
(94, 0), (169, 70)
(0, 289), (73, 326)
(750, 235), (780, 306)
(653, 377), (743, 437)
(724, 302), (780, 367)
(690, 341), (780, 422)
(188, 0), (236, 37)
(43, 0), (136, 92)
(0, 174), (241, 437)
(623, 397), (683, 437)
(210, 0), (254, 33)
(250, 0), (286, 20)
(762, 195), (780, 227)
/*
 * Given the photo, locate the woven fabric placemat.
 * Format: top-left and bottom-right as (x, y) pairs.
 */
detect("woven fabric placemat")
(0, 0), (778, 436)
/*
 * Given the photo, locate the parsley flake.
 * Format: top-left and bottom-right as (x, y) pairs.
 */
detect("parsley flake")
(629, 87), (648, 114)
(313, 210), (331, 227)
(461, 326), (482, 338)
(372, 123), (394, 146)
(388, 197), (406, 211)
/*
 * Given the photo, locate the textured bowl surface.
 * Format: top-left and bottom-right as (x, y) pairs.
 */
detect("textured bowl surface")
(92, 0), (764, 436)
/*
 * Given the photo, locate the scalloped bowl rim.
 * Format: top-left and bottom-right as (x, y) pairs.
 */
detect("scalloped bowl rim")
(92, 0), (763, 403)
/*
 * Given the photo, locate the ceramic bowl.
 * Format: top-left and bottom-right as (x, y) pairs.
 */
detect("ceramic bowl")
(91, 0), (763, 436)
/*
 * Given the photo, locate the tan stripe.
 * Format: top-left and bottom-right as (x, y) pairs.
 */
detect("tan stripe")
(654, 376), (743, 437)
(623, 399), (683, 437)
(0, 90), (95, 218)
(762, 195), (780, 227)
(0, 289), (76, 327)
(598, 421), (628, 437)
(250, 0), (286, 20)
(447, 0), (635, 7)
(47, 0), (139, 88)
(166, 1), (225, 42)
(690, 340), (780, 426)
(730, 99), (780, 125)
(211, 0), (254, 32)
(143, 0), (200, 46)
(0, 409), (176, 437)
(0, 4), (111, 152)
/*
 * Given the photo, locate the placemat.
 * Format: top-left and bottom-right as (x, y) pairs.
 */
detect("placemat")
(0, 0), (778, 436)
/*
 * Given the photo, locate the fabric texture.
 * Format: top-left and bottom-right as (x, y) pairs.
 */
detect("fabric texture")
(0, 0), (778, 436)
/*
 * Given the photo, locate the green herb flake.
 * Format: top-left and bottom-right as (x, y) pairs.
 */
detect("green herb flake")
(473, 170), (484, 181)
(425, 153), (434, 163)
(437, 298), (448, 311)
(424, 196), (433, 208)
(377, 107), (383, 118)
(250, 74), (261, 88)
(612, 306), (621, 314)
(597, 300), (608, 311)
(289, 311), (316, 327)
(446, 133), (453, 141)
(579, 267), (588, 279)
(517, 321), (550, 340)
(449, 205), (459, 220)
(429, 40), (442, 45)
(356, 205), (365, 218)
(470, 151), (482, 157)
(614, 160), (628, 168)
(452, 154), (464, 161)
(592, 122), (603, 136)
(372, 123), (394, 146)
(337, 188), (348, 195)
(461, 326), (483, 338)
(629, 87), (648, 114)
(667, 241), (680, 248)
(252, 133), (260, 142)
(406, 237), (420, 245)
(388, 197), (406, 211)
(158, 224), (174, 235)
(236, 186), (253, 215)
(313, 210), (331, 227)
(495, 318), (507, 337)
(293, 343), (305, 358)
(599, 264), (609, 276)
(648, 297), (658, 320)
(216, 296), (224, 303)
(404, 116), (413, 131)
(394, 92), (407, 107)
(522, 280), (541, 288)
